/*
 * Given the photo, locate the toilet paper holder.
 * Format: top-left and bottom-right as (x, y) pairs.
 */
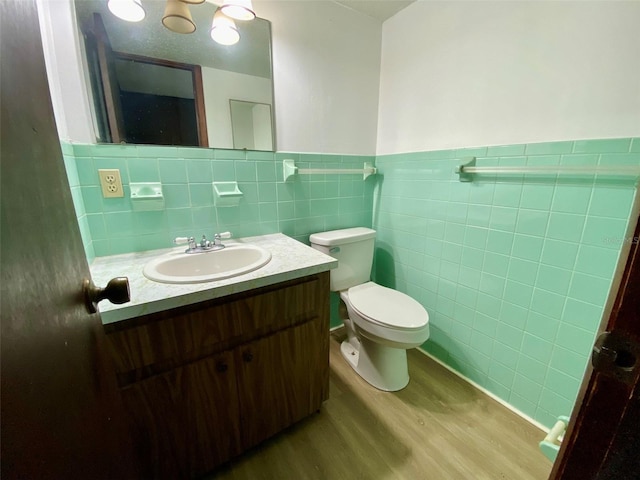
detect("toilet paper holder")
(539, 415), (570, 462)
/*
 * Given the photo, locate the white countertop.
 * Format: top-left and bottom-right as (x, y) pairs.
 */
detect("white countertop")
(90, 233), (337, 325)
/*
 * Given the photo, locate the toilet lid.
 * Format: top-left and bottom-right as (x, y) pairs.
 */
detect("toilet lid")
(347, 282), (429, 329)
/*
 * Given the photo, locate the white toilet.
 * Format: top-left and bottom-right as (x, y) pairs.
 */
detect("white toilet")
(310, 227), (430, 391)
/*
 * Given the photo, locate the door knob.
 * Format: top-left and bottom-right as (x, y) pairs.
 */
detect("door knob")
(592, 331), (639, 385)
(83, 277), (130, 314)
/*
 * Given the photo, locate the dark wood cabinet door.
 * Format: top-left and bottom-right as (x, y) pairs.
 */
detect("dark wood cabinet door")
(121, 352), (242, 479)
(186, 354), (243, 478)
(236, 319), (329, 450)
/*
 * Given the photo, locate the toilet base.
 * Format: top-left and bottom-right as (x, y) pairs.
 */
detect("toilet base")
(340, 336), (409, 392)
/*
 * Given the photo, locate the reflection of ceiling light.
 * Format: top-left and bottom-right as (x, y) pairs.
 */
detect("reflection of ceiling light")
(107, 0), (145, 22)
(220, 0), (255, 21)
(210, 8), (239, 45)
(162, 0), (196, 34)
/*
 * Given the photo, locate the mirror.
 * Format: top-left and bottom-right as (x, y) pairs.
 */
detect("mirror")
(230, 99), (273, 150)
(73, 0), (275, 150)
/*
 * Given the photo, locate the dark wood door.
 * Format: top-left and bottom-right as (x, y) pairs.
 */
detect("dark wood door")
(551, 213), (640, 479)
(121, 352), (242, 479)
(0, 1), (134, 478)
(113, 51), (210, 147)
(236, 319), (329, 450)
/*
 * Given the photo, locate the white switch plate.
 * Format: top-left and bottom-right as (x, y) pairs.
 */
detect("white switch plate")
(98, 169), (124, 198)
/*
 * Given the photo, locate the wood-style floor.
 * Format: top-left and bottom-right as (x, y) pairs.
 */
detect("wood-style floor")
(208, 330), (553, 479)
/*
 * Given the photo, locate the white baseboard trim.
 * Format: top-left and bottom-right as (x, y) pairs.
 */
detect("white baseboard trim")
(415, 347), (549, 434)
(329, 324), (343, 332)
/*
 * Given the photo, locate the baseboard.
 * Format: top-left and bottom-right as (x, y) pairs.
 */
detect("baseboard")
(415, 347), (549, 434)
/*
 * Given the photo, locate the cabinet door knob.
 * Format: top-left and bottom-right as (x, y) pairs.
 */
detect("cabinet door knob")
(216, 361), (228, 372)
(242, 350), (254, 362)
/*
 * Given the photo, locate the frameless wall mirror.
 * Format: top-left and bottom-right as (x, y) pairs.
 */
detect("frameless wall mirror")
(230, 99), (273, 151)
(74, 0), (275, 150)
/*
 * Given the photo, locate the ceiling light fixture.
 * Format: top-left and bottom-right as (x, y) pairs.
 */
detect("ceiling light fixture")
(162, 0), (196, 34)
(210, 8), (240, 45)
(220, 0), (255, 21)
(107, 0), (145, 22)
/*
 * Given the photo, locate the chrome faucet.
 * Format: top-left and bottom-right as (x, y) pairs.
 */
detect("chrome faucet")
(200, 235), (212, 249)
(174, 232), (232, 254)
(174, 235), (217, 254)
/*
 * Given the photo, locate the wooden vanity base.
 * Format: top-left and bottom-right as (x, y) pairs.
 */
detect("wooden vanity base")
(104, 273), (330, 479)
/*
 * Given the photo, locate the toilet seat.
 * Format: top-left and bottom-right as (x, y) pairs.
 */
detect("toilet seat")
(347, 282), (429, 330)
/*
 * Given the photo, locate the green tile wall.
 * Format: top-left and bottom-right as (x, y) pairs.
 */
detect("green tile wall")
(61, 142), (95, 261)
(62, 138), (639, 428)
(373, 137), (639, 429)
(65, 143), (374, 258)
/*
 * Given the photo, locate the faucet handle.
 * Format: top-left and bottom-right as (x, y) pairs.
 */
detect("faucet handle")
(174, 236), (197, 250)
(174, 236), (193, 245)
(213, 231), (232, 247)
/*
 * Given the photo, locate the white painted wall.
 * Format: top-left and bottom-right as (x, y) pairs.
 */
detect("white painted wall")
(202, 68), (272, 148)
(231, 102), (256, 149)
(43, 2), (636, 156)
(256, 1), (382, 155)
(377, 1), (640, 154)
(253, 103), (273, 150)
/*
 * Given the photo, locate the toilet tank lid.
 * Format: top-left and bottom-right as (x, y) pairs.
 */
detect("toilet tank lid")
(309, 227), (376, 247)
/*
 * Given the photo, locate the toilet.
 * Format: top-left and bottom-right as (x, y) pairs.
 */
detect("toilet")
(310, 227), (430, 391)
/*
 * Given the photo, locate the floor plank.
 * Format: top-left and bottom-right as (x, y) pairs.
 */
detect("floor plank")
(208, 330), (553, 479)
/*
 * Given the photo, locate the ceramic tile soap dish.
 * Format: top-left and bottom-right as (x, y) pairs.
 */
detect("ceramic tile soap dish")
(130, 182), (164, 211)
(213, 181), (243, 207)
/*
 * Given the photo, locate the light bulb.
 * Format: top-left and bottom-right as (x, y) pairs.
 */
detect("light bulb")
(107, 0), (145, 22)
(210, 9), (240, 45)
(220, 0), (255, 21)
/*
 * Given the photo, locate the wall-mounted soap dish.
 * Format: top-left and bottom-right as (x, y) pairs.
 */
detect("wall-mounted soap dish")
(213, 181), (243, 207)
(130, 182), (164, 211)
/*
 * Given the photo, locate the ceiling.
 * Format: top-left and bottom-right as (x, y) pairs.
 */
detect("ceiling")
(333, 0), (415, 22)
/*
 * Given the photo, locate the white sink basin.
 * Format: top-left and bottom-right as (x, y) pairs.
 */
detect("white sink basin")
(143, 244), (272, 284)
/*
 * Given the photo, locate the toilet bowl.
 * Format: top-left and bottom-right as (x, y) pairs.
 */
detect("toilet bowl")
(310, 227), (430, 392)
(339, 282), (430, 391)
(342, 282), (430, 348)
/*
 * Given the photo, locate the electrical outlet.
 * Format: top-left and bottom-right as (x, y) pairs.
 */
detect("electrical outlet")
(98, 169), (124, 198)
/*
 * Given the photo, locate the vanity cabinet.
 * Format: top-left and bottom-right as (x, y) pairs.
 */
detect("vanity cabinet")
(104, 273), (330, 479)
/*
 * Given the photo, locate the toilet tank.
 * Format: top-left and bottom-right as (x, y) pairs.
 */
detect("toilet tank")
(309, 227), (376, 291)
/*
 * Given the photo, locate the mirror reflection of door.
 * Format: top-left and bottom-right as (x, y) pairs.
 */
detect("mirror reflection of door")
(84, 13), (208, 147)
(87, 12), (124, 143)
(114, 54), (208, 147)
(229, 99), (273, 151)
